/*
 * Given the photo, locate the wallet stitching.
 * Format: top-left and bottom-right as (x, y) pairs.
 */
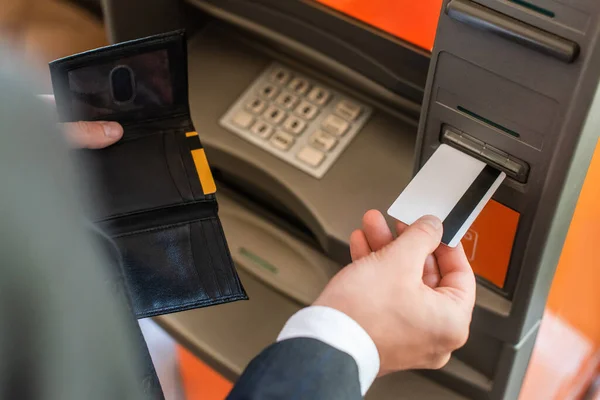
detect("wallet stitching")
(136, 293), (248, 319)
(112, 216), (216, 238)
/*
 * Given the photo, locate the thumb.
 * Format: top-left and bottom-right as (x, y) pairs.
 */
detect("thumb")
(380, 215), (443, 273)
(63, 121), (123, 149)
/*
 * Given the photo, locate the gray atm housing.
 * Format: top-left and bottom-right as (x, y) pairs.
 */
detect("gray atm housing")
(101, 0), (600, 398)
(418, 0), (600, 398)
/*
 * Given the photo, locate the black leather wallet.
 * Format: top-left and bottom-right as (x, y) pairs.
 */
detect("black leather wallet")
(49, 30), (247, 319)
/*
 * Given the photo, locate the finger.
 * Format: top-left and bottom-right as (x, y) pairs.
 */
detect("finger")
(422, 254), (441, 288)
(63, 121), (123, 149)
(38, 95), (124, 149)
(350, 229), (371, 261)
(384, 217), (442, 285)
(362, 210), (394, 252)
(434, 243), (476, 306)
(380, 215), (443, 275)
(395, 221), (408, 237)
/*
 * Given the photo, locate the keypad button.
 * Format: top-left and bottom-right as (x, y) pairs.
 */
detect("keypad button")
(246, 97), (267, 114)
(307, 86), (330, 106)
(310, 130), (338, 152)
(275, 92), (299, 110)
(270, 130), (295, 151)
(296, 146), (326, 167)
(232, 111), (255, 129)
(334, 100), (362, 121)
(263, 105), (286, 125)
(270, 67), (292, 85)
(250, 121), (274, 139)
(258, 83), (279, 100)
(288, 77), (310, 95)
(321, 114), (350, 136)
(282, 116), (307, 136)
(295, 101), (319, 120)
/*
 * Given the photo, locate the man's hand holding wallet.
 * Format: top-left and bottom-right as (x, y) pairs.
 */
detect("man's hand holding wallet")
(50, 30), (247, 319)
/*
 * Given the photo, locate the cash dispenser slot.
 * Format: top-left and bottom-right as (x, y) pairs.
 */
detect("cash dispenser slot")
(442, 126), (530, 182)
(446, 0), (579, 63)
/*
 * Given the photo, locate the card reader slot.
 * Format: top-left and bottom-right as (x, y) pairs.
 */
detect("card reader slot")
(446, 0), (579, 63)
(442, 126), (530, 183)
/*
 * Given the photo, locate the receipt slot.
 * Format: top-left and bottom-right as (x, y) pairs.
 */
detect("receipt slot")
(417, 0), (600, 398)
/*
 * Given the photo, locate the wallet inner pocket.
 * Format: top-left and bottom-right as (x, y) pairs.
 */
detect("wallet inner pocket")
(113, 212), (246, 318)
(83, 132), (192, 220)
(98, 200), (217, 236)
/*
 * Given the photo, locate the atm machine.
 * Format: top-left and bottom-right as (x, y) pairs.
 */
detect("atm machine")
(101, 0), (600, 398)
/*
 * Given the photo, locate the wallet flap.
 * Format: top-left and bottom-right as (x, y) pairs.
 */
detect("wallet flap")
(50, 30), (188, 125)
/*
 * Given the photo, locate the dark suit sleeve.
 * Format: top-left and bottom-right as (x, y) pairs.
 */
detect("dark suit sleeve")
(227, 338), (362, 400)
(0, 59), (146, 400)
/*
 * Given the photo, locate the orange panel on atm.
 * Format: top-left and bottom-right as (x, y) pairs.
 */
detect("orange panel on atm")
(461, 199), (519, 288)
(313, 0), (443, 50)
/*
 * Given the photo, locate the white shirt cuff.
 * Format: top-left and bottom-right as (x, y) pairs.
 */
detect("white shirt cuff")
(277, 306), (380, 395)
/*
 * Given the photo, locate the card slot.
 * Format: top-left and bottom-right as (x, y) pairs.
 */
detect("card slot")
(164, 130), (195, 201)
(190, 219), (223, 300)
(177, 131), (205, 199)
(115, 216), (247, 319)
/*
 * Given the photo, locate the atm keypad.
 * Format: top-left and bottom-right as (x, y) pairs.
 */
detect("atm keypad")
(297, 146), (325, 167)
(334, 100), (362, 122)
(258, 83), (279, 100)
(310, 130), (338, 152)
(276, 92), (299, 110)
(232, 111), (255, 129)
(220, 63), (372, 178)
(270, 131), (295, 151)
(251, 121), (274, 139)
(283, 116), (307, 136)
(308, 86), (331, 106)
(295, 101), (319, 120)
(269, 67), (292, 85)
(246, 97), (267, 114)
(321, 115), (349, 136)
(288, 77), (310, 95)
(263, 105), (286, 125)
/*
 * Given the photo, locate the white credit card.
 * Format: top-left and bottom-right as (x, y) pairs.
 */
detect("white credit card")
(387, 144), (506, 247)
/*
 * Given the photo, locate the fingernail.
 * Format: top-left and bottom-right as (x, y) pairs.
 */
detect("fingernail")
(419, 215), (442, 230)
(101, 122), (123, 138)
